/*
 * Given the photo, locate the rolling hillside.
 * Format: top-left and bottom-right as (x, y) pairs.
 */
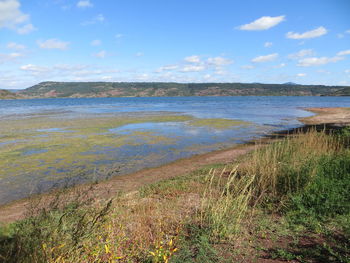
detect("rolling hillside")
(17, 81), (349, 98)
(0, 90), (19, 100)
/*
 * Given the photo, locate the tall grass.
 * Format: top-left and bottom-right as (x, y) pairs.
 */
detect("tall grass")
(239, 129), (342, 207)
(199, 129), (347, 241)
(1, 128), (349, 262)
(200, 167), (255, 240)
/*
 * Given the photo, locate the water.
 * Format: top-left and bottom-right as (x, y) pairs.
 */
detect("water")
(1, 96), (349, 124)
(1, 96), (350, 204)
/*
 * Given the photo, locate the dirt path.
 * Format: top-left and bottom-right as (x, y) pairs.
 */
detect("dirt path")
(1, 107), (349, 224)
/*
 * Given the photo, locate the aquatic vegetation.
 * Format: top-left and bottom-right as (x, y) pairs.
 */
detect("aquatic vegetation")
(0, 111), (254, 204)
(189, 118), (250, 129)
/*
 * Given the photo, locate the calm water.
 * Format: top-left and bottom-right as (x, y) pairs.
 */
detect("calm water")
(1, 96), (350, 125)
(1, 96), (350, 204)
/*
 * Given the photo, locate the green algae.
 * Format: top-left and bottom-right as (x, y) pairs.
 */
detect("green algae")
(188, 118), (250, 129)
(0, 111), (255, 203)
(0, 113), (190, 180)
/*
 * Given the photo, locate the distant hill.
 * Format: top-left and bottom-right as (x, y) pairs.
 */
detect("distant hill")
(0, 89), (19, 99)
(16, 81), (350, 98)
(326, 87), (350, 96)
(283, 82), (299, 85)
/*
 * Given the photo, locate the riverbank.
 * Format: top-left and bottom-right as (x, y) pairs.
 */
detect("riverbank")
(0, 107), (349, 223)
(299, 107), (350, 125)
(1, 115), (349, 262)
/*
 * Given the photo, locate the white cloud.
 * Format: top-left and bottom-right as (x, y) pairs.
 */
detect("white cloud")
(155, 65), (179, 72)
(16, 23), (35, 34)
(20, 64), (49, 73)
(95, 14), (104, 22)
(346, 30), (350, 34)
(184, 55), (200, 63)
(207, 56), (233, 66)
(214, 70), (227, 75)
(135, 52), (144, 57)
(273, 63), (286, 68)
(77, 0), (93, 8)
(337, 33), (344, 39)
(115, 33), (123, 38)
(203, 74), (212, 80)
(252, 53), (278, 63)
(7, 42), (26, 50)
(264, 42), (273, 48)
(81, 14), (105, 25)
(135, 73), (149, 81)
(337, 50), (350, 56)
(317, 69), (330, 74)
(237, 15), (285, 31)
(94, 50), (106, 58)
(0, 0), (35, 34)
(286, 26), (327, 39)
(37, 39), (70, 50)
(0, 51), (23, 63)
(297, 56), (344, 67)
(241, 65), (255, 69)
(101, 76), (112, 80)
(288, 49), (314, 59)
(345, 69), (350, 74)
(180, 65), (206, 72)
(90, 39), (101, 46)
(296, 73), (306, 77)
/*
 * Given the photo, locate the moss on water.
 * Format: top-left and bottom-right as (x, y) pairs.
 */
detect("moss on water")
(189, 118), (250, 129)
(0, 111), (255, 203)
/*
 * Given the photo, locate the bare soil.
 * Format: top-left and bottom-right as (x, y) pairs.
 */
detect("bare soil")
(300, 107), (350, 125)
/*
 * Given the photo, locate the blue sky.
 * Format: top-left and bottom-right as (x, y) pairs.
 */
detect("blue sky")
(0, 0), (350, 89)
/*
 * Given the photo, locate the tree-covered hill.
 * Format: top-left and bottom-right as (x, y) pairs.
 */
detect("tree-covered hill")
(0, 90), (19, 99)
(326, 87), (350, 96)
(17, 81), (349, 98)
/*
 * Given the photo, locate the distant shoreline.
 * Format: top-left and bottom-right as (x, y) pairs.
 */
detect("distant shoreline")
(1, 81), (349, 99)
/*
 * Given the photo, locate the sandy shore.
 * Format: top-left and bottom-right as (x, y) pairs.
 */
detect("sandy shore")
(1, 107), (349, 224)
(300, 107), (350, 125)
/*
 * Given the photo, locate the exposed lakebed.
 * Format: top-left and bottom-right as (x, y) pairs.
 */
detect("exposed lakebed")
(1, 96), (350, 204)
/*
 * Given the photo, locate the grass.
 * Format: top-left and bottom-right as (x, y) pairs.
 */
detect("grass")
(0, 127), (350, 262)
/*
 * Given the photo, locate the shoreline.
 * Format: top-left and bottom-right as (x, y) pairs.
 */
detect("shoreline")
(1, 107), (349, 224)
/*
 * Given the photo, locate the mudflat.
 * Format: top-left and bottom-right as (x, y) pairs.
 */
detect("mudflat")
(300, 107), (350, 125)
(0, 107), (349, 224)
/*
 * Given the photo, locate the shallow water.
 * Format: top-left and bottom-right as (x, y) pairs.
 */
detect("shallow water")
(1, 96), (350, 205)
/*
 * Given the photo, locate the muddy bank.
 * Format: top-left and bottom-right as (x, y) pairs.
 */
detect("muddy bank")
(300, 107), (350, 125)
(0, 107), (349, 224)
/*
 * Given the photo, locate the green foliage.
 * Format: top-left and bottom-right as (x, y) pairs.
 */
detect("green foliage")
(285, 152), (350, 226)
(0, 191), (112, 263)
(171, 225), (219, 263)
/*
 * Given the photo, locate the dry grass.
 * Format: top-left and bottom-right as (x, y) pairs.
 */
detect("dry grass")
(1, 128), (348, 262)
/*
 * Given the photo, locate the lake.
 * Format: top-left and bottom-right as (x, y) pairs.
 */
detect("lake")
(1, 96), (350, 205)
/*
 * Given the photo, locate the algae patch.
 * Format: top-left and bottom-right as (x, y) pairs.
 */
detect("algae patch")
(0, 111), (256, 204)
(189, 118), (250, 129)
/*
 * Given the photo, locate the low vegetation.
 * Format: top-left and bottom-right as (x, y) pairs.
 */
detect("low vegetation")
(17, 81), (350, 98)
(0, 127), (349, 262)
(0, 90), (18, 100)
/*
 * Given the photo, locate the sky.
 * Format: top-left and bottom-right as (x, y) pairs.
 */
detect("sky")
(0, 0), (350, 89)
